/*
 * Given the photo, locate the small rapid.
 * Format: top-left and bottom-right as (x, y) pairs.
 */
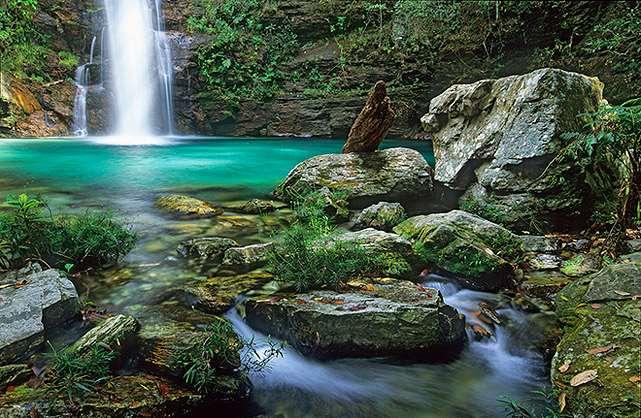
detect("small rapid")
(229, 276), (550, 417)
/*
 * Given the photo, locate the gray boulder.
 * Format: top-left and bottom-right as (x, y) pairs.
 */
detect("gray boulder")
(245, 278), (465, 359)
(71, 314), (140, 357)
(353, 202), (406, 232)
(394, 210), (524, 291)
(274, 147), (433, 213)
(222, 243), (274, 272)
(422, 68), (603, 229)
(584, 253), (641, 302)
(0, 268), (79, 365)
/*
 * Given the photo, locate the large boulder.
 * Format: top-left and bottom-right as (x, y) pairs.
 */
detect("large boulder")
(422, 68), (603, 229)
(352, 202), (406, 232)
(552, 254), (641, 417)
(342, 80), (395, 153)
(394, 210), (524, 291)
(155, 194), (223, 219)
(0, 267), (79, 365)
(274, 147), (433, 213)
(245, 278), (466, 359)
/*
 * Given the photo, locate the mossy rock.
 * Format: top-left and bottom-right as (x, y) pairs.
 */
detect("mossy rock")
(394, 210), (523, 291)
(352, 201), (407, 232)
(520, 271), (571, 299)
(552, 255), (641, 417)
(155, 194), (223, 219)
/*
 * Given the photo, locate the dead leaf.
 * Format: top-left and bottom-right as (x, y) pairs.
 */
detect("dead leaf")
(363, 284), (376, 292)
(558, 360), (571, 373)
(590, 303), (602, 309)
(614, 290), (631, 296)
(570, 369), (598, 387)
(629, 376), (641, 384)
(586, 344), (617, 355)
(558, 392), (567, 412)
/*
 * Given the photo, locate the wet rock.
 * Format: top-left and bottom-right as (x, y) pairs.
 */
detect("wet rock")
(552, 255), (641, 417)
(0, 269), (79, 365)
(584, 254), (641, 302)
(0, 364), (31, 391)
(274, 147), (433, 213)
(155, 194), (223, 218)
(564, 238), (591, 252)
(342, 81), (395, 153)
(520, 272), (571, 299)
(352, 202), (406, 232)
(177, 237), (239, 268)
(423, 68), (603, 230)
(246, 278), (465, 359)
(185, 271), (274, 314)
(239, 199), (281, 214)
(394, 210), (523, 291)
(528, 254), (562, 271)
(222, 243), (274, 272)
(519, 235), (561, 253)
(70, 314), (139, 358)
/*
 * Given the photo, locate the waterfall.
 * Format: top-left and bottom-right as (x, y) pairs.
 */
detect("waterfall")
(72, 0), (175, 140)
(104, 0), (174, 137)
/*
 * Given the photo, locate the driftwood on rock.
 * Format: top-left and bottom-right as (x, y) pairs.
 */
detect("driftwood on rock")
(343, 80), (395, 153)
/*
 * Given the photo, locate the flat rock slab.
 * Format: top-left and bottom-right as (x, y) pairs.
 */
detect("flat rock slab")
(245, 278), (465, 360)
(0, 268), (78, 365)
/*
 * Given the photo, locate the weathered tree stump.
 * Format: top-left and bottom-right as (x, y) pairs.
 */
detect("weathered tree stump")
(342, 80), (395, 153)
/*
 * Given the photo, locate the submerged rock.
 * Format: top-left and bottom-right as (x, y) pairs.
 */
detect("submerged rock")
(238, 199), (282, 214)
(394, 210), (523, 291)
(274, 147), (433, 213)
(245, 278), (465, 359)
(423, 68), (603, 229)
(222, 243), (274, 272)
(0, 268), (79, 365)
(352, 201), (406, 232)
(552, 254), (641, 417)
(177, 237), (239, 270)
(185, 271), (274, 314)
(342, 80), (395, 153)
(155, 194), (223, 218)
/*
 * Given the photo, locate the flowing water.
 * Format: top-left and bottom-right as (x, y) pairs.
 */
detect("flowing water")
(0, 137), (551, 417)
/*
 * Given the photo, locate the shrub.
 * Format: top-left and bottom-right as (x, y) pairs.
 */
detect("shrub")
(47, 343), (116, 400)
(268, 189), (410, 291)
(0, 194), (136, 271)
(560, 98), (641, 230)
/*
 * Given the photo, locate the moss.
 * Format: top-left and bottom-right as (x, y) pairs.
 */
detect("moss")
(560, 254), (586, 276)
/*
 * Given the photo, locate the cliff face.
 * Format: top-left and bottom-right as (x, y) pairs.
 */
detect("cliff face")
(165, 0), (641, 139)
(2, 0), (639, 139)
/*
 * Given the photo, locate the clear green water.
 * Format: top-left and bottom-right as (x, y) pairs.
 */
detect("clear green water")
(0, 137), (549, 418)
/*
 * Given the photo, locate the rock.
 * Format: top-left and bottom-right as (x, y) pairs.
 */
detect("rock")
(70, 314), (140, 358)
(155, 194), (223, 218)
(519, 235), (561, 253)
(564, 238), (591, 252)
(520, 272), (571, 299)
(177, 237), (239, 269)
(0, 374), (248, 417)
(584, 254), (641, 302)
(0, 364), (31, 391)
(342, 81), (395, 153)
(245, 278), (465, 359)
(624, 239), (641, 254)
(239, 199), (280, 214)
(394, 210), (523, 291)
(423, 68), (603, 230)
(0, 269), (79, 365)
(274, 147), (433, 213)
(184, 271), (274, 314)
(222, 243), (274, 272)
(560, 253), (601, 277)
(528, 254), (562, 271)
(352, 202), (406, 232)
(552, 255), (641, 417)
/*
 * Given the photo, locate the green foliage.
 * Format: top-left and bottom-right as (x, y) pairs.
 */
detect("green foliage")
(413, 240), (500, 278)
(560, 99), (641, 228)
(560, 254), (585, 276)
(268, 190), (410, 291)
(170, 317), (282, 394)
(57, 51), (79, 72)
(188, 0), (299, 111)
(498, 389), (564, 418)
(0, 194), (136, 271)
(47, 342), (116, 400)
(0, 0), (52, 80)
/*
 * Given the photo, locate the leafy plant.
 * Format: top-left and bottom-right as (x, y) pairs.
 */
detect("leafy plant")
(498, 389), (565, 418)
(0, 194), (136, 271)
(47, 342), (116, 401)
(560, 98), (641, 231)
